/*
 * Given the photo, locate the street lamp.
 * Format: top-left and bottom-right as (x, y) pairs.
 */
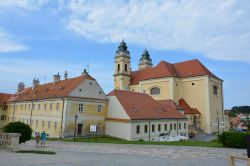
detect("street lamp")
(74, 114), (78, 141)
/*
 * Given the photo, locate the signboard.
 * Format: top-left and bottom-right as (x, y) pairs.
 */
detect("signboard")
(90, 125), (97, 132)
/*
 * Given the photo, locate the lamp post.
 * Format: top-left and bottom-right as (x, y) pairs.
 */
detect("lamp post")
(74, 114), (78, 141)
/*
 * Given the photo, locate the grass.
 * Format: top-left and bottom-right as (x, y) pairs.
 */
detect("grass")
(63, 136), (223, 148)
(15, 150), (56, 155)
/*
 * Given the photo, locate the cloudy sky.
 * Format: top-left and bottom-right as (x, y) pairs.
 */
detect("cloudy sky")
(0, 0), (249, 109)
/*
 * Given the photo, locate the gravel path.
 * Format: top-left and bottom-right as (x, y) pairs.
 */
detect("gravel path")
(0, 140), (246, 166)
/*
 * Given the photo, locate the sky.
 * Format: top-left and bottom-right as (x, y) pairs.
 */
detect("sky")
(0, 0), (249, 109)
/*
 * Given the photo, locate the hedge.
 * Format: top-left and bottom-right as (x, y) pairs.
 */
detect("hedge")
(219, 131), (250, 148)
(3, 122), (32, 144)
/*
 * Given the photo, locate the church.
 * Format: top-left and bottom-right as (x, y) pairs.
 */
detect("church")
(0, 41), (227, 141)
(113, 40), (227, 134)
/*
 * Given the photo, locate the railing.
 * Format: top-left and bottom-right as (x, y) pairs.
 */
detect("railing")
(0, 133), (21, 149)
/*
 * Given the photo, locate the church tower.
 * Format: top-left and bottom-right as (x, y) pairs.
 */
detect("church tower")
(114, 40), (131, 90)
(138, 49), (153, 70)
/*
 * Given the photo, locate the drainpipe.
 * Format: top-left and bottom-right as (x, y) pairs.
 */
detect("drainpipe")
(29, 101), (34, 125)
(148, 120), (151, 142)
(60, 98), (65, 138)
(177, 120), (179, 136)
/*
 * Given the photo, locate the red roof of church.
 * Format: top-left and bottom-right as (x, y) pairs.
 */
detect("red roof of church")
(0, 93), (12, 107)
(131, 59), (220, 85)
(108, 90), (186, 120)
(8, 74), (95, 102)
(179, 98), (201, 114)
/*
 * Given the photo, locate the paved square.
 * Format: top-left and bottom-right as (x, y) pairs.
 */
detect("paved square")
(0, 141), (246, 166)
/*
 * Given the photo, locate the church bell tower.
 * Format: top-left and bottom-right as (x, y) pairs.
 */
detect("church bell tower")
(114, 40), (131, 90)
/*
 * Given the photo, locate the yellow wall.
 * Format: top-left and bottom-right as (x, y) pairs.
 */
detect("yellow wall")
(138, 78), (172, 100)
(0, 106), (8, 129)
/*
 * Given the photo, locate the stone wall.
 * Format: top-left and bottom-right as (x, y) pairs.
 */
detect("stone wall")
(0, 133), (21, 149)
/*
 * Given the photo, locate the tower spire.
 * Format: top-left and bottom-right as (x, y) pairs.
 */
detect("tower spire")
(138, 49), (153, 70)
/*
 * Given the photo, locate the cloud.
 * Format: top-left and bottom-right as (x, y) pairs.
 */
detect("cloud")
(66, 0), (250, 62)
(0, 31), (28, 53)
(0, 0), (50, 10)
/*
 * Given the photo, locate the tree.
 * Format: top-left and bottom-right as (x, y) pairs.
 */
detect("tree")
(3, 122), (32, 144)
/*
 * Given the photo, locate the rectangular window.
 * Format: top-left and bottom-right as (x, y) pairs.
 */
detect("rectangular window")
(79, 104), (84, 112)
(184, 123), (186, 129)
(48, 121), (50, 129)
(174, 123), (177, 130)
(38, 104), (40, 110)
(165, 124), (167, 131)
(44, 103), (46, 111)
(97, 105), (102, 112)
(213, 85), (218, 95)
(32, 104), (35, 110)
(29, 104), (30, 110)
(56, 103), (59, 111)
(158, 124), (161, 132)
(152, 124), (155, 132)
(179, 123), (181, 130)
(50, 103), (53, 111)
(30, 120), (33, 126)
(21, 104), (23, 110)
(54, 122), (57, 129)
(36, 120), (38, 128)
(136, 125), (140, 134)
(24, 104), (26, 110)
(27, 119), (29, 124)
(42, 121), (45, 128)
(144, 125), (148, 133)
(170, 123), (173, 130)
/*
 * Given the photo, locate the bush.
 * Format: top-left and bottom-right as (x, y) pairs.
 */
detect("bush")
(219, 131), (250, 148)
(3, 122), (32, 144)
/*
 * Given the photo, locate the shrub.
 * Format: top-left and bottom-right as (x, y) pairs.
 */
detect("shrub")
(219, 131), (250, 148)
(3, 122), (32, 144)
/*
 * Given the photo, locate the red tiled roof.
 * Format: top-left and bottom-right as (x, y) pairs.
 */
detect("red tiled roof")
(8, 75), (95, 102)
(179, 98), (201, 114)
(108, 90), (186, 120)
(131, 59), (220, 85)
(0, 93), (12, 107)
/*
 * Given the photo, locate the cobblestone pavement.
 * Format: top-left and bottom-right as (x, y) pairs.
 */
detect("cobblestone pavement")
(0, 140), (246, 166)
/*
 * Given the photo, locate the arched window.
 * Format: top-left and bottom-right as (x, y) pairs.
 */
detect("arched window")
(150, 87), (160, 95)
(125, 64), (127, 72)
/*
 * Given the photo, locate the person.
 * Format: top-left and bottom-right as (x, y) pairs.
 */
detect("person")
(35, 132), (40, 148)
(41, 131), (47, 147)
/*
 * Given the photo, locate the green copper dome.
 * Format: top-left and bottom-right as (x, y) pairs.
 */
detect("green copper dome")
(116, 40), (130, 54)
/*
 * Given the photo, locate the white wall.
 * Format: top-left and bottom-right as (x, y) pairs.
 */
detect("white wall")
(105, 121), (131, 140)
(70, 79), (107, 100)
(107, 96), (130, 119)
(130, 120), (188, 141)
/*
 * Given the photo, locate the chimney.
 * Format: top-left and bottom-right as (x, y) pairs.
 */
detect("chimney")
(32, 78), (39, 90)
(53, 73), (60, 85)
(82, 69), (88, 76)
(17, 82), (25, 92)
(64, 70), (68, 80)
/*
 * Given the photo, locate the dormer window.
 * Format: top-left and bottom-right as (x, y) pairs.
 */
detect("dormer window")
(213, 85), (218, 96)
(150, 87), (160, 95)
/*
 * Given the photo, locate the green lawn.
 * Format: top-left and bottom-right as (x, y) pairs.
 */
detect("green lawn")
(63, 136), (223, 148)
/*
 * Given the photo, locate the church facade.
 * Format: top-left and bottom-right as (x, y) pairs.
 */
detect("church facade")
(113, 41), (227, 134)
